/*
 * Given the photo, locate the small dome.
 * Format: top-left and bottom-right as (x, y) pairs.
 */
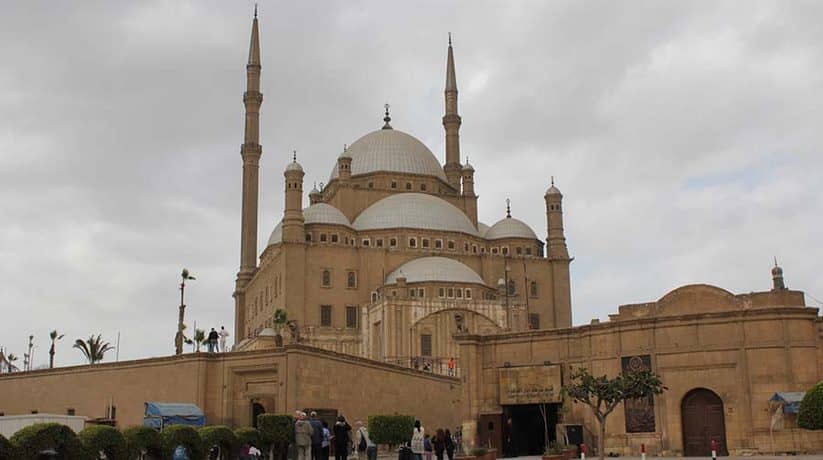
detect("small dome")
(258, 328), (278, 337)
(309, 184), (320, 195)
(286, 160), (303, 172)
(772, 265), (783, 276)
(485, 217), (539, 240)
(267, 221), (283, 246)
(329, 129), (447, 182)
(304, 203), (352, 228)
(386, 257), (485, 285)
(462, 161), (474, 172)
(545, 184), (561, 196)
(353, 193), (478, 236)
(477, 222), (490, 237)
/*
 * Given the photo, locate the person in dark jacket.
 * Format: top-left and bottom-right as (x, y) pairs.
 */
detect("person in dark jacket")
(432, 429), (446, 460)
(333, 415), (352, 460)
(310, 411), (324, 460)
(444, 429), (455, 460)
(207, 328), (219, 353)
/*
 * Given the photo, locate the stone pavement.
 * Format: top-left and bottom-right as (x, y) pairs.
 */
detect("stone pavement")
(499, 457), (823, 460)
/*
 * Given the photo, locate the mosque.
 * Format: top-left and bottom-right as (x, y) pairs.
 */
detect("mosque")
(1, 12), (821, 458)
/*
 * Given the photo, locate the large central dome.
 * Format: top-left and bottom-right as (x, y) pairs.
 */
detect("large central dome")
(329, 129), (447, 181)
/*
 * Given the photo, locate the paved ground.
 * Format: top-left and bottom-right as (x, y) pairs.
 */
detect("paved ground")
(502, 457), (823, 460)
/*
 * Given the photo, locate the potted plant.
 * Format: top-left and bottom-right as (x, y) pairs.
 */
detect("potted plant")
(542, 442), (563, 460)
(560, 443), (577, 460)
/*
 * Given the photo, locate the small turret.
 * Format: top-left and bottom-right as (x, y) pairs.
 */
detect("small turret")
(772, 258), (786, 290)
(309, 183), (321, 205)
(338, 144), (352, 181)
(461, 159), (475, 196)
(544, 177), (568, 259)
(282, 151), (305, 242)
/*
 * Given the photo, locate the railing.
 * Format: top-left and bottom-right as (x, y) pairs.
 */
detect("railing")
(383, 356), (461, 377)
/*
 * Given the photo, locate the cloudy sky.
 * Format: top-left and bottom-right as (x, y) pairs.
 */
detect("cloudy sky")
(1, 1), (821, 367)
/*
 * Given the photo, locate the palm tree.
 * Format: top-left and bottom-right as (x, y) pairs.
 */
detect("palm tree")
(192, 329), (206, 352)
(6, 353), (19, 372)
(273, 309), (288, 347)
(49, 330), (65, 369)
(73, 334), (115, 364)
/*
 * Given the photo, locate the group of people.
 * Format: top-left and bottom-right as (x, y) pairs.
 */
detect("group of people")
(294, 411), (378, 460)
(206, 326), (230, 353)
(410, 420), (460, 460)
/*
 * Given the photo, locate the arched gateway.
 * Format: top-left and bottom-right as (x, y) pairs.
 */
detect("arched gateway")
(681, 388), (728, 456)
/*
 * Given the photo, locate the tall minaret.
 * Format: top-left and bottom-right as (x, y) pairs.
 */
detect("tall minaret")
(443, 33), (462, 190)
(234, 9), (263, 341)
(545, 178), (569, 259)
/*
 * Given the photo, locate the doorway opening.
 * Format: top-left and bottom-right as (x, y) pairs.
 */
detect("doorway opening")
(502, 404), (558, 457)
(251, 402), (266, 428)
(681, 388), (728, 456)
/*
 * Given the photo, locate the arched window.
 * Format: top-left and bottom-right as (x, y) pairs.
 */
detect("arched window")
(347, 271), (357, 288)
(321, 269), (331, 287)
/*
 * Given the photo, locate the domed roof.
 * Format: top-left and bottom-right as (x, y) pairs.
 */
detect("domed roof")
(386, 257), (485, 285)
(304, 203), (351, 228)
(545, 185), (561, 196)
(477, 222), (490, 237)
(286, 160), (303, 172)
(329, 129), (447, 182)
(267, 221), (283, 246)
(353, 193), (479, 236)
(485, 217), (539, 240)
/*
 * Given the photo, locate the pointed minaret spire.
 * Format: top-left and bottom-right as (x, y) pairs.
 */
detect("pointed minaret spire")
(443, 33), (462, 189)
(236, 8), (265, 341)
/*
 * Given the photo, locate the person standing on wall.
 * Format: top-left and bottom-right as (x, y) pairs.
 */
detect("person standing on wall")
(219, 326), (230, 352)
(310, 411), (324, 460)
(333, 415), (352, 460)
(295, 411), (315, 460)
(207, 328), (219, 353)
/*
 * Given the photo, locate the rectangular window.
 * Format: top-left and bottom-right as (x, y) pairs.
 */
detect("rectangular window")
(464, 242), (469, 252)
(321, 269), (331, 287)
(331, 234), (339, 243)
(530, 281), (538, 297)
(376, 238), (384, 248)
(421, 334), (433, 357)
(320, 305), (332, 327)
(368, 182), (374, 189)
(422, 238), (430, 248)
(361, 238), (370, 247)
(448, 240), (455, 250)
(410, 288), (416, 298)
(418, 288), (425, 297)
(465, 289), (472, 299)
(529, 313), (540, 330)
(320, 233), (327, 242)
(66, 408), (75, 416)
(389, 238), (398, 248)
(472, 245), (478, 253)
(305, 233), (312, 242)
(491, 247), (499, 254)
(516, 246), (522, 255)
(438, 287), (445, 298)
(526, 247), (532, 256)
(405, 182), (412, 190)
(447, 287), (454, 298)
(391, 181), (397, 189)
(347, 271), (357, 288)
(420, 183), (427, 191)
(502, 246), (509, 255)
(435, 239), (443, 249)
(481, 247), (487, 253)
(408, 237), (417, 248)
(456, 288), (463, 299)
(346, 306), (358, 329)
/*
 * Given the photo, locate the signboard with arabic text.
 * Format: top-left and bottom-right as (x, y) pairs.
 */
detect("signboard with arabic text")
(498, 365), (562, 405)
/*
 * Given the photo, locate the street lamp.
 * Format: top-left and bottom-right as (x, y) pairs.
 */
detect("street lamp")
(175, 268), (196, 356)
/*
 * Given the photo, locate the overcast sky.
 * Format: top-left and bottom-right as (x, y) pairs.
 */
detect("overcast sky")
(1, 1), (821, 368)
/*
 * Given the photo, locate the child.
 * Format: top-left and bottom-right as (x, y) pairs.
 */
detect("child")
(423, 434), (434, 460)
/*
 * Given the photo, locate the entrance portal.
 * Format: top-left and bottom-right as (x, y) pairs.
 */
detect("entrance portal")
(502, 404), (558, 457)
(681, 389), (728, 456)
(252, 402), (266, 428)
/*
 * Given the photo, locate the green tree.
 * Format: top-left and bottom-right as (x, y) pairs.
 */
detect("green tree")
(235, 427), (263, 452)
(563, 367), (665, 460)
(78, 425), (127, 460)
(191, 329), (206, 352)
(10, 423), (85, 460)
(199, 426), (238, 460)
(798, 381), (823, 430)
(49, 330), (65, 369)
(123, 426), (162, 460)
(0, 433), (20, 460)
(161, 425), (204, 460)
(73, 334), (115, 364)
(368, 415), (415, 449)
(258, 414), (293, 460)
(5, 353), (19, 372)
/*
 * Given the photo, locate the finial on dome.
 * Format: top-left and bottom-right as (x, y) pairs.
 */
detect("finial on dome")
(293, 150), (297, 162)
(551, 176), (555, 186)
(448, 32), (452, 46)
(506, 198), (511, 218)
(254, 3), (258, 18)
(382, 103), (392, 130)
(771, 257), (786, 290)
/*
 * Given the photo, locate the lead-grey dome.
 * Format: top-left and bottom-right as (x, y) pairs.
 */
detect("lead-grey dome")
(329, 129), (447, 182)
(485, 217), (539, 240)
(386, 257), (485, 285)
(303, 203), (351, 228)
(267, 221), (283, 246)
(353, 193), (479, 236)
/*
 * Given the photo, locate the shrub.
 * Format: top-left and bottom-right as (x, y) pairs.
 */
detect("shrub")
(161, 425), (204, 460)
(798, 381), (823, 430)
(122, 426), (162, 460)
(367, 415), (415, 447)
(0, 433), (20, 460)
(199, 426), (238, 459)
(10, 423), (86, 460)
(234, 427), (262, 450)
(257, 414), (293, 460)
(79, 425), (127, 460)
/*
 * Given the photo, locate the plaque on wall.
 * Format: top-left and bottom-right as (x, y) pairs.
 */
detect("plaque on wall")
(622, 355), (656, 433)
(498, 365), (562, 405)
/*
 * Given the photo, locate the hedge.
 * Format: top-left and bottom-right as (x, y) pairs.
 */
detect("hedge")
(10, 423), (86, 460)
(0, 433), (20, 460)
(199, 425), (238, 459)
(798, 381), (823, 430)
(257, 414), (293, 460)
(161, 425), (204, 460)
(123, 426), (162, 459)
(79, 425), (127, 460)
(234, 427), (262, 449)
(368, 415), (415, 447)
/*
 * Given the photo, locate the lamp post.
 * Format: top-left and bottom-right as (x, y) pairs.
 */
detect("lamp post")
(175, 268), (196, 355)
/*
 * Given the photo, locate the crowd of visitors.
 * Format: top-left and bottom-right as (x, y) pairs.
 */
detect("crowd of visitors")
(410, 421), (458, 460)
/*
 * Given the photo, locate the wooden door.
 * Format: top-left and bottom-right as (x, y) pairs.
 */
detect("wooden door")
(681, 389), (728, 456)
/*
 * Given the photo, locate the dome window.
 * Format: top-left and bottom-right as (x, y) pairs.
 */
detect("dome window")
(389, 238), (398, 248)
(391, 181), (397, 189)
(438, 288), (445, 298)
(491, 247), (499, 255)
(305, 233), (312, 242)
(368, 182), (374, 189)
(331, 234), (339, 243)
(361, 238), (370, 247)
(420, 183), (427, 191)
(435, 239), (443, 249)
(502, 246), (509, 255)
(516, 247), (522, 255)
(405, 182), (412, 190)
(422, 238), (430, 249)
(472, 244), (478, 254)
(465, 289), (472, 299)
(448, 240), (455, 250)
(418, 288), (425, 298)
(456, 289), (463, 299)
(320, 233), (327, 243)
(376, 238), (384, 248)
(525, 247), (532, 256)
(408, 237), (417, 248)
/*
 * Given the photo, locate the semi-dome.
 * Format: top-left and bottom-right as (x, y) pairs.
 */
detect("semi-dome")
(353, 193), (478, 236)
(329, 129), (447, 182)
(485, 217), (539, 240)
(477, 222), (490, 237)
(386, 257), (485, 285)
(303, 203), (352, 228)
